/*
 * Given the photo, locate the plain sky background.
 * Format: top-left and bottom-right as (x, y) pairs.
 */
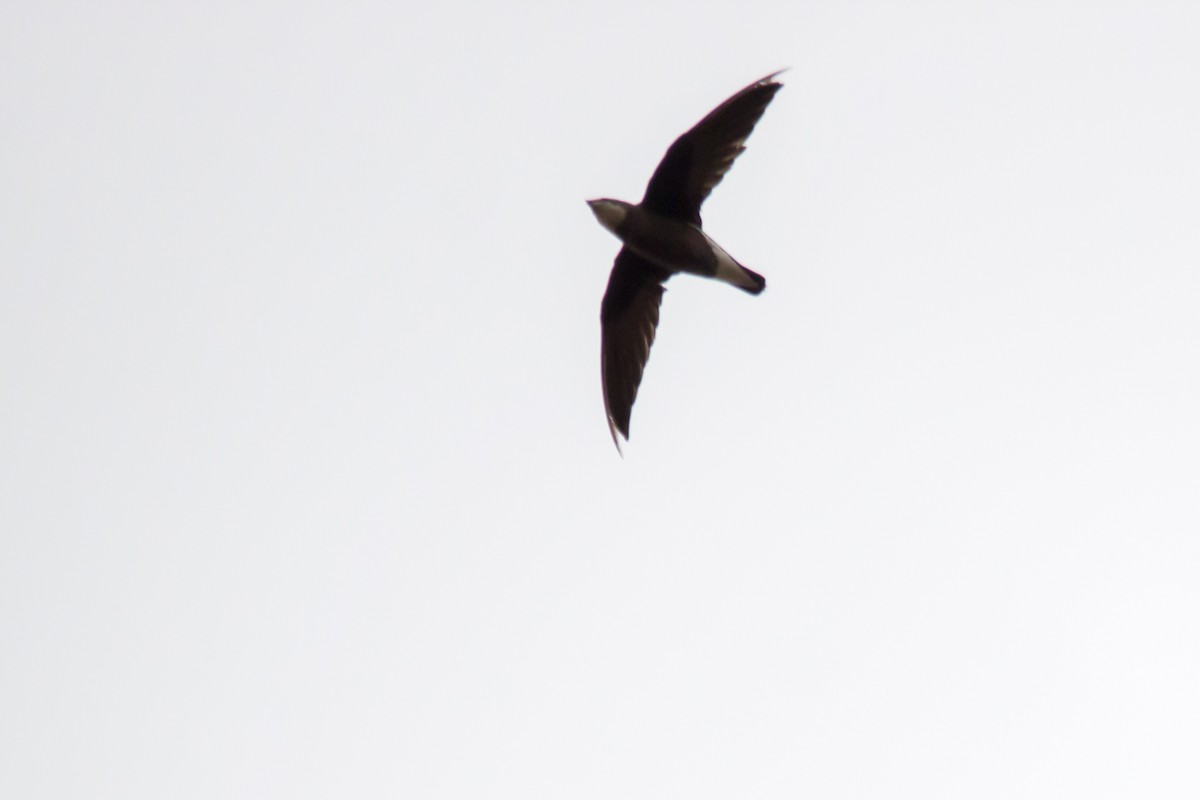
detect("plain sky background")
(3, 1), (1199, 797)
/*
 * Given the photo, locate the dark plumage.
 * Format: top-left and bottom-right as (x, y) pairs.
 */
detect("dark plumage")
(588, 70), (785, 452)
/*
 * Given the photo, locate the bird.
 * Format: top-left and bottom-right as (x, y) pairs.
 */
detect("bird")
(588, 70), (785, 452)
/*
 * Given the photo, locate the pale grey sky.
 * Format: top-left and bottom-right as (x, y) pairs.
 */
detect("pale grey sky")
(3, 2), (1199, 798)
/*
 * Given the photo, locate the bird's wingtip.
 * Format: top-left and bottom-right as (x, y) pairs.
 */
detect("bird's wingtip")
(607, 416), (626, 457)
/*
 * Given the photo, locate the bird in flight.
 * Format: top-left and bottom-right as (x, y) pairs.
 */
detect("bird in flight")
(588, 70), (785, 452)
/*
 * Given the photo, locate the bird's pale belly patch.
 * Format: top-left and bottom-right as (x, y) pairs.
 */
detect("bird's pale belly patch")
(709, 239), (748, 283)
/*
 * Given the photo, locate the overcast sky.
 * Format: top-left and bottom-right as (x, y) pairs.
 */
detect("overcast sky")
(3, 2), (1199, 798)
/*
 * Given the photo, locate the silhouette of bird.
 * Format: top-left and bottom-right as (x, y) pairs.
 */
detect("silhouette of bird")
(588, 70), (785, 452)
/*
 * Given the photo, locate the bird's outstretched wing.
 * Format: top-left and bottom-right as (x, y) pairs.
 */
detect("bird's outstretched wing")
(640, 70), (785, 227)
(600, 248), (671, 451)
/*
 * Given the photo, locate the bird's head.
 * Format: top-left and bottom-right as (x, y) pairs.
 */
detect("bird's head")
(587, 198), (630, 236)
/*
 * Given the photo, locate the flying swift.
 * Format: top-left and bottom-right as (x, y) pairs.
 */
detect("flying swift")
(588, 70), (785, 451)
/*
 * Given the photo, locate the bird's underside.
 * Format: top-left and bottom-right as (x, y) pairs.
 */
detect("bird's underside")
(592, 70), (785, 453)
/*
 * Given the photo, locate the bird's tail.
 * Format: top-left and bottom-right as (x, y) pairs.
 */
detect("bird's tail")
(711, 243), (767, 295)
(734, 264), (766, 295)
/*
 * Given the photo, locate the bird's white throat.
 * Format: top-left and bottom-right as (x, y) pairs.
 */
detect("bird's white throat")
(588, 199), (628, 235)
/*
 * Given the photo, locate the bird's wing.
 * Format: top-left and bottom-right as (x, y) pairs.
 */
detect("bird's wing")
(640, 70), (785, 227)
(600, 248), (671, 451)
